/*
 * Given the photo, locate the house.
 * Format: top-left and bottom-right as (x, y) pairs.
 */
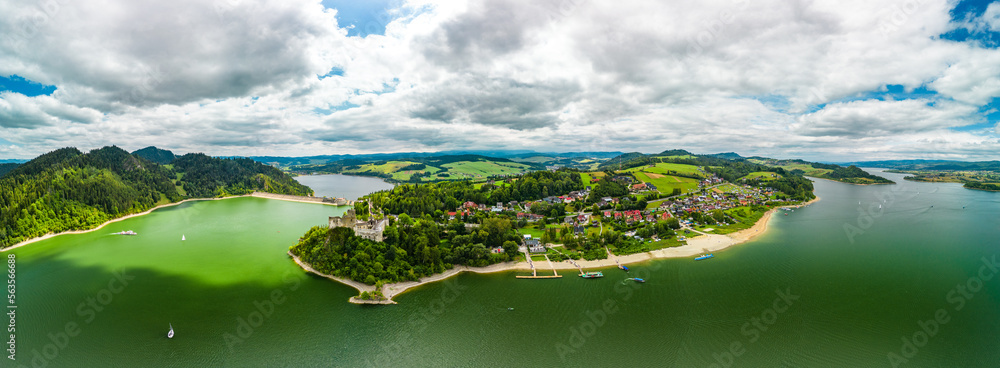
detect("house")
(525, 239), (545, 253)
(631, 183), (648, 192)
(447, 211), (457, 220)
(574, 225), (585, 235)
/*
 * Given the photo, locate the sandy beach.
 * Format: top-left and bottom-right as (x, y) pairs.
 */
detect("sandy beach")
(296, 196), (821, 303)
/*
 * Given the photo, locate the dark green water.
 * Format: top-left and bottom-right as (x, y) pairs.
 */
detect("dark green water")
(7, 171), (1000, 367)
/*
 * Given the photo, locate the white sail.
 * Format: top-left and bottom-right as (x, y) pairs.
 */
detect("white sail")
(181, 235), (185, 241)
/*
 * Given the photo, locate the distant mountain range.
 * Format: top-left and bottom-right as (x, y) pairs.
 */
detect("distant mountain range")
(249, 150), (627, 168)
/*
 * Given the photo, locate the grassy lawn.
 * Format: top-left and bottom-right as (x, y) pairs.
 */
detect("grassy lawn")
(707, 206), (768, 235)
(530, 255), (547, 261)
(646, 237), (686, 250)
(518, 226), (546, 239)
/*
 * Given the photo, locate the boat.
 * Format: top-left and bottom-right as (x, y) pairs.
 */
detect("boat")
(623, 277), (645, 283)
(580, 272), (604, 279)
(167, 323), (174, 339)
(619, 265), (629, 271)
(114, 230), (137, 236)
(181, 235), (185, 241)
(695, 254), (714, 261)
(507, 307), (514, 311)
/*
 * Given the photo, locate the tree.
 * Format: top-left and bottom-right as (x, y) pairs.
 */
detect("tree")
(503, 240), (519, 258)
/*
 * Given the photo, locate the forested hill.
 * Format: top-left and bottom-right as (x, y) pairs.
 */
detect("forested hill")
(0, 163), (18, 177)
(132, 146), (177, 164)
(172, 153), (312, 197)
(0, 146), (312, 248)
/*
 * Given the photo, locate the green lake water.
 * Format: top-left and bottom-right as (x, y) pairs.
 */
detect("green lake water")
(7, 170), (1000, 367)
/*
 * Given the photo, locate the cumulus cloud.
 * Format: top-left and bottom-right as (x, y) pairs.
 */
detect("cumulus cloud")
(0, 0), (999, 161)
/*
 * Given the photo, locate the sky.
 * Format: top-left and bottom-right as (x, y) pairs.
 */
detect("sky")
(1, 0), (1000, 161)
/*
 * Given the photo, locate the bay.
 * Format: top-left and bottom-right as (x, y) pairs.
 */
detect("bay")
(293, 174), (394, 200)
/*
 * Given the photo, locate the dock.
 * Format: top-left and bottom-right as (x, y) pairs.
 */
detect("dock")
(516, 250), (562, 279)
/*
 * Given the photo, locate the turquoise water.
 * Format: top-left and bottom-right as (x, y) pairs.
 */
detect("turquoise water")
(7, 171), (1000, 367)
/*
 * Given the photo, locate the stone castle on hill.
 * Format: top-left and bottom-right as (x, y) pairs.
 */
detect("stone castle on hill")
(329, 209), (387, 242)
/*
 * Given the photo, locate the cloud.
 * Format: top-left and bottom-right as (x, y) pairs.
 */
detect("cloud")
(0, 0), (999, 161)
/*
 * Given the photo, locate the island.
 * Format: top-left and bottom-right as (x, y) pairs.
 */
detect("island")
(288, 151), (821, 304)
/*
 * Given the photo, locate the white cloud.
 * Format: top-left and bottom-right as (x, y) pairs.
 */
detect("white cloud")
(0, 0), (999, 161)
(983, 3), (1000, 32)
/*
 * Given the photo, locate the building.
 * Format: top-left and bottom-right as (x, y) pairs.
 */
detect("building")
(525, 239), (545, 253)
(329, 209), (388, 242)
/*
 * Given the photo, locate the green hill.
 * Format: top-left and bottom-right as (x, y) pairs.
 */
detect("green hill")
(0, 146), (312, 248)
(132, 146), (178, 164)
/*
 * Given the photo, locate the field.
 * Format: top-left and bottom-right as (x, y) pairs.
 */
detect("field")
(747, 159), (832, 177)
(438, 161), (529, 179)
(337, 159), (530, 182)
(741, 171), (782, 181)
(580, 171), (606, 186)
(633, 171), (700, 194)
(627, 162), (704, 177)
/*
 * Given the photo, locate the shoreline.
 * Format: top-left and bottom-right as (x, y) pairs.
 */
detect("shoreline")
(807, 176), (894, 186)
(294, 196), (822, 304)
(3, 192), (344, 252)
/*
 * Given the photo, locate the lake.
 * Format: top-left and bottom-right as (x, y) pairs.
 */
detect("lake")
(293, 174), (394, 200)
(8, 170), (1000, 367)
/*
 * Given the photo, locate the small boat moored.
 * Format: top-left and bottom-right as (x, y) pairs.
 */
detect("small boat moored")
(695, 254), (714, 261)
(580, 272), (604, 279)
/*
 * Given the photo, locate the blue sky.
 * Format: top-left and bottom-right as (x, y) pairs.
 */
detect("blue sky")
(321, 0), (395, 37)
(1, 0), (1000, 161)
(0, 75), (56, 97)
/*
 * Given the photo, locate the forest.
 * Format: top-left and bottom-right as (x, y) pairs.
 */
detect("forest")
(364, 169), (584, 216)
(0, 146), (312, 248)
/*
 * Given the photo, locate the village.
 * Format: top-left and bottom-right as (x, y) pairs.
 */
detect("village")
(331, 168), (795, 259)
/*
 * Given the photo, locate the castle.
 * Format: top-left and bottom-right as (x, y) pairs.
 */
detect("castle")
(329, 209), (387, 242)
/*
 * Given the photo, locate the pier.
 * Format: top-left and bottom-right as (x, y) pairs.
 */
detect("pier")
(516, 250), (563, 279)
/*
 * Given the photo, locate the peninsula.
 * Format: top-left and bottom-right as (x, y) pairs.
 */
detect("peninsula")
(287, 150), (824, 303)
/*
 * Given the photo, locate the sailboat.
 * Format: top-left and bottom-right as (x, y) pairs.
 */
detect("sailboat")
(181, 235), (185, 241)
(167, 323), (174, 339)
